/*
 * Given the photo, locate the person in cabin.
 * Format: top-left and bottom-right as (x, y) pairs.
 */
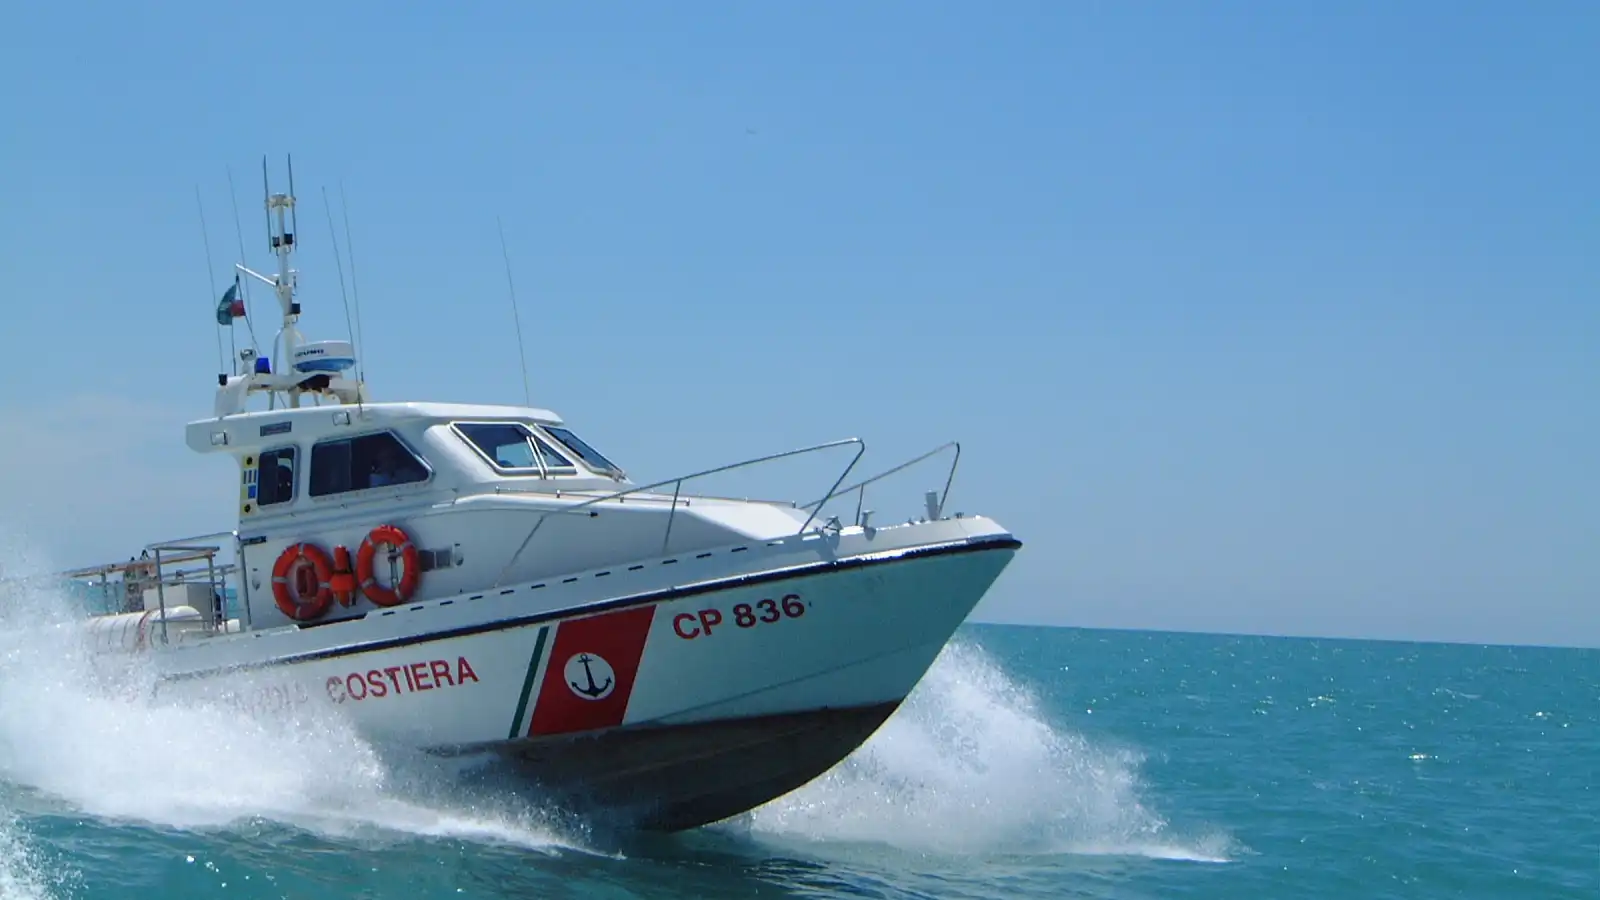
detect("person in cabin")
(368, 441), (424, 488)
(369, 445), (400, 487)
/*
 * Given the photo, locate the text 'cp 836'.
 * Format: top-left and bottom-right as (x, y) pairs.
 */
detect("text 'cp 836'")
(672, 593), (806, 640)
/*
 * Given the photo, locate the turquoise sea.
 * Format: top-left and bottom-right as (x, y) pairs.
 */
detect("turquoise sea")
(0, 614), (1593, 899)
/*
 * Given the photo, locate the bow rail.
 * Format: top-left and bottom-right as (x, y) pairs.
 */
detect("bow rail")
(492, 438), (867, 587)
(799, 440), (961, 528)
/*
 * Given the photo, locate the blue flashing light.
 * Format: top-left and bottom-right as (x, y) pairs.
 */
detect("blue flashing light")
(254, 356), (272, 375)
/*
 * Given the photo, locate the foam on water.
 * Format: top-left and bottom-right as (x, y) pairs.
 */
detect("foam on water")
(0, 530), (592, 888)
(0, 811), (59, 900)
(737, 640), (1234, 863)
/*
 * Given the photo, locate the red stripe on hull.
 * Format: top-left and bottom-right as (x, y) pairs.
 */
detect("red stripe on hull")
(528, 605), (656, 736)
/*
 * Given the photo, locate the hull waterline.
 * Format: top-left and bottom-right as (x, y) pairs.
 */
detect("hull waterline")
(457, 701), (902, 832)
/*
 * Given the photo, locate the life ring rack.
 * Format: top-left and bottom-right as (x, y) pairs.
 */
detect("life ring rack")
(271, 542), (335, 621)
(357, 523), (421, 608)
(269, 524), (421, 621)
(330, 544), (358, 607)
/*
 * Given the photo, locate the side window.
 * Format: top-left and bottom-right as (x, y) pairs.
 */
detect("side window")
(310, 431), (428, 497)
(258, 447), (297, 506)
(454, 422), (574, 473)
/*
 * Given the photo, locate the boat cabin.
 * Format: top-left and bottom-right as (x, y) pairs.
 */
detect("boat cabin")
(185, 401), (630, 520)
(183, 400), (639, 627)
(181, 397), (814, 632)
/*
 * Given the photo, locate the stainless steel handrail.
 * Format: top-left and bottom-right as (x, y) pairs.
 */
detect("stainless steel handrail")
(145, 531), (241, 638)
(492, 437), (867, 587)
(798, 441), (961, 525)
(144, 529), (240, 553)
(492, 485), (799, 508)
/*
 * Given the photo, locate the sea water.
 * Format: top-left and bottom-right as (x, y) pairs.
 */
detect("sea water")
(0, 538), (1593, 898)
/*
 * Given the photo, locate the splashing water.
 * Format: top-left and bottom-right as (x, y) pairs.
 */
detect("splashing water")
(738, 640), (1234, 862)
(0, 530), (584, 868)
(0, 811), (59, 900)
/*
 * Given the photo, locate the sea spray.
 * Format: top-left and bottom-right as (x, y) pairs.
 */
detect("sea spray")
(0, 528), (583, 857)
(0, 810), (59, 896)
(740, 639), (1232, 861)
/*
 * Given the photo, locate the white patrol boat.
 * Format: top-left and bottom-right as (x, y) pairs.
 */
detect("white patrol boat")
(57, 166), (1023, 832)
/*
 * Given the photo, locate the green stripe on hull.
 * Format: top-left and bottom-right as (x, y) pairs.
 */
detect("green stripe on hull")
(508, 625), (551, 739)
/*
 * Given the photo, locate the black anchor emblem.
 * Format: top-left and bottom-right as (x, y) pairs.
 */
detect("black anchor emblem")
(569, 653), (613, 699)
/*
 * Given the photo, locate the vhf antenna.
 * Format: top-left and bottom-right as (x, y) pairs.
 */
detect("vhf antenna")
(287, 154), (299, 250)
(497, 216), (533, 406)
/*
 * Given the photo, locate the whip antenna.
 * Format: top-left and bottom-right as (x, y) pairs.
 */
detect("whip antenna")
(194, 186), (226, 374)
(497, 216), (532, 406)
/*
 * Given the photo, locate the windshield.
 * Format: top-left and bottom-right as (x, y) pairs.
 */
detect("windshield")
(542, 426), (621, 475)
(453, 422), (574, 474)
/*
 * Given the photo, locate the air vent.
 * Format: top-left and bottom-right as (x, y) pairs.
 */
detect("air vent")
(418, 548), (456, 572)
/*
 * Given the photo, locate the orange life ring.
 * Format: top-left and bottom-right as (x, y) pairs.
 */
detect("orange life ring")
(356, 524), (420, 607)
(272, 542), (334, 621)
(330, 545), (358, 607)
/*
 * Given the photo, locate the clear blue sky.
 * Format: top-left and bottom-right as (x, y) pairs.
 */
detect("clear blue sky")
(1, 2), (1594, 646)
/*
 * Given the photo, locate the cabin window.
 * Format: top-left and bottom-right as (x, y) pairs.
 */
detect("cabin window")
(257, 447), (297, 506)
(452, 422), (575, 475)
(543, 426), (620, 475)
(309, 431), (429, 497)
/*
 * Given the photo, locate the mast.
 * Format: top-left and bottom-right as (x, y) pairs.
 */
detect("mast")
(213, 155), (367, 418)
(267, 168), (302, 406)
(234, 157), (305, 409)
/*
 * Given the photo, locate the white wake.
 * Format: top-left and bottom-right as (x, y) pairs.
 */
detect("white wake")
(0, 528), (591, 896)
(736, 640), (1234, 863)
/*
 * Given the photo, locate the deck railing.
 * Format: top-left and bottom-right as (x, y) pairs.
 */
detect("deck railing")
(142, 531), (245, 642)
(797, 440), (961, 529)
(492, 438), (868, 587)
(23, 531), (243, 642)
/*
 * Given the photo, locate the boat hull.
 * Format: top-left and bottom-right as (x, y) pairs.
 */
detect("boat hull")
(150, 530), (1020, 829)
(458, 701), (901, 831)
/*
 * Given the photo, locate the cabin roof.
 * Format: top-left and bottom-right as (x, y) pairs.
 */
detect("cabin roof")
(185, 401), (565, 454)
